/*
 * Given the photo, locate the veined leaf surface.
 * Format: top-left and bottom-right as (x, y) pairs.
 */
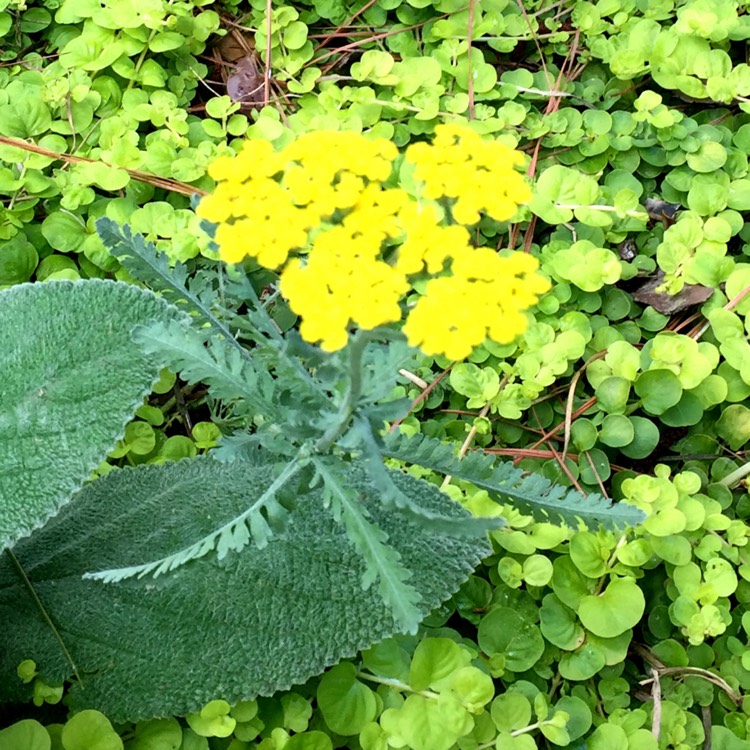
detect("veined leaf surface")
(0, 455), (489, 721)
(0, 280), (178, 549)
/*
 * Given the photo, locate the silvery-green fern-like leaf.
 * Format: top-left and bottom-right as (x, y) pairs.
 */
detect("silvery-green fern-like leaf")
(96, 218), (243, 351)
(382, 431), (645, 529)
(133, 319), (279, 422)
(313, 456), (422, 633)
(353, 419), (504, 537)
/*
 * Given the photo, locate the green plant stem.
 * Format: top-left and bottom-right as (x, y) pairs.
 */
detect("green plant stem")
(356, 671), (439, 699)
(718, 461), (750, 488)
(314, 330), (372, 453)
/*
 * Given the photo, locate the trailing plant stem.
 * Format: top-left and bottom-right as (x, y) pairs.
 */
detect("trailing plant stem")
(356, 671), (439, 699)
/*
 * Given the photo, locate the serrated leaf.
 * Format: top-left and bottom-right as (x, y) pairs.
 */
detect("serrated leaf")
(0, 455), (489, 721)
(95, 218), (235, 342)
(0, 280), (180, 550)
(354, 419), (503, 537)
(133, 318), (279, 422)
(382, 432), (644, 530)
(314, 456), (422, 633)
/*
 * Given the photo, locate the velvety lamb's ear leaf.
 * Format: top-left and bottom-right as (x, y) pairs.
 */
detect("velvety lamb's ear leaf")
(0, 455), (489, 721)
(0, 279), (180, 550)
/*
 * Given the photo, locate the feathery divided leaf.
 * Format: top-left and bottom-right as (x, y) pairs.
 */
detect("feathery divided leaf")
(85, 455), (306, 583)
(133, 318), (278, 422)
(382, 432), (645, 529)
(313, 456), (422, 634)
(96, 218), (244, 354)
(352, 419), (504, 537)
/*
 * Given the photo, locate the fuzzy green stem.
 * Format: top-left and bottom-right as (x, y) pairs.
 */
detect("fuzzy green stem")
(356, 672), (440, 699)
(718, 461), (750, 489)
(314, 330), (376, 453)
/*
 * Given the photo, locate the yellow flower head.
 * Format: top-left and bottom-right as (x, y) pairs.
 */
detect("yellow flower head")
(198, 126), (546, 359)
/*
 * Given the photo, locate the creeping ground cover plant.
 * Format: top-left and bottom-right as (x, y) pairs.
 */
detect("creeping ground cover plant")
(0, 124), (640, 726)
(12, 0), (750, 746)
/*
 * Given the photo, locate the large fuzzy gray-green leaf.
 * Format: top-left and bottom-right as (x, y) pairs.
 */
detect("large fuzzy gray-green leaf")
(0, 455), (489, 721)
(0, 280), (178, 550)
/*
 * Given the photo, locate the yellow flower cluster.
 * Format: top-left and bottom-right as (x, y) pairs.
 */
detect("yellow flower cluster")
(405, 123), (533, 225)
(197, 124), (549, 359)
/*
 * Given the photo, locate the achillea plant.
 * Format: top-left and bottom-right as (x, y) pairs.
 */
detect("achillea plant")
(0, 127), (642, 720)
(196, 124), (550, 360)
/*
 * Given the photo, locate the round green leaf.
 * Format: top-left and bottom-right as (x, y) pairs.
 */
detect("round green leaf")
(380, 694), (471, 750)
(587, 723), (628, 750)
(599, 414), (634, 448)
(129, 718), (181, 750)
(478, 607), (545, 672)
(571, 419), (598, 451)
(579, 448), (611, 485)
(619, 417), (660, 459)
(409, 638), (470, 691)
(651, 534), (693, 565)
(539, 594), (585, 651)
(317, 662), (377, 735)
(595, 376), (631, 414)
(186, 699), (236, 738)
(491, 693), (532, 732)
(554, 696), (592, 741)
(361, 638), (410, 681)
(124, 422), (157, 455)
(494, 734), (536, 750)
(449, 666), (494, 711)
(712, 726), (750, 750)
(61, 710), (123, 750)
(716, 404), (750, 450)
(551, 556), (596, 610)
(285, 731), (333, 750)
(0, 719), (50, 750)
(569, 531), (608, 578)
(522, 555), (553, 587)
(660, 391), (704, 427)
(686, 141), (727, 172)
(283, 21), (309, 49)
(728, 179), (750, 210)
(0, 280), (179, 550)
(578, 578), (645, 638)
(0, 234), (38, 285)
(558, 641), (606, 681)
(687, 171), (729, 214)
(149, 32), (186, 52)
(634, 369), (683, 415)
(41, 212), (88, 253)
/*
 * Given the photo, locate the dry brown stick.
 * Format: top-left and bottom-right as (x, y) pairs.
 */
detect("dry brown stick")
(0, 135), (205, 197)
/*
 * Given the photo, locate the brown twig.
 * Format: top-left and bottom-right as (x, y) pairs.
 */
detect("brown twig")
(388, 365), (453, 433)
(466, 0), (476, 120)
(0, 135), (205, 196)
